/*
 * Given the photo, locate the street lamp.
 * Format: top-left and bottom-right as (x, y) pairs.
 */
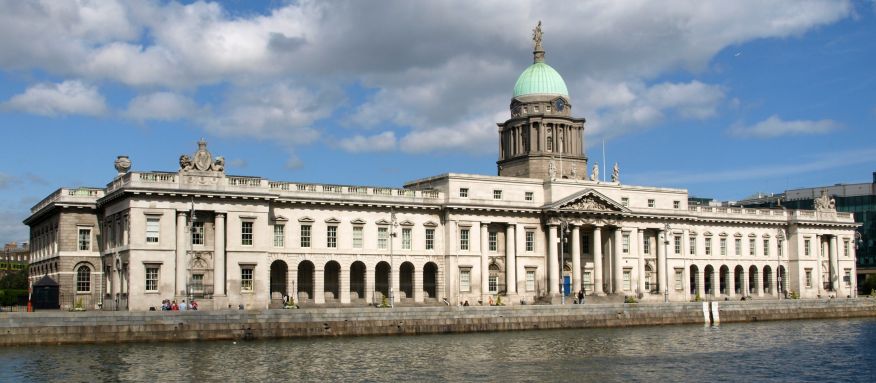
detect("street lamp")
(777, 228), (785, 300)
(663, 223), (671, 303)
(389, 208), (397, 308)
(559, 218), (570, 304)
(854, 231), (863, 298)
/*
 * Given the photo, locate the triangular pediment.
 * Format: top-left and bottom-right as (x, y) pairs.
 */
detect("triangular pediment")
(547, 189), (629, 213)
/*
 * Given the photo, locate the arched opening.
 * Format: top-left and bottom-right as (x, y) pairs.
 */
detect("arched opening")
(76, 265), (91, 293)
(704, 265), (714, 296)
(269, 260), (288, 300)
(734, 265), (745, 295)
(400, 262), (414, 299)
(778, 265), (786, 296)
(423, 262), (438, 299)
(562, 264), (572, 296)
(488, 263), (501, 294)
(375, 261), (390, 300)
(763, 265), (773, 295)
(719, 265), (729, 295)
(297, 260), (314, 302)
(689, 265), (699, 296)
(749, 265), (759, 295)
(324, 261), (341, 301)
(350, 261), (366, 301)
(645, 264), (655, 293)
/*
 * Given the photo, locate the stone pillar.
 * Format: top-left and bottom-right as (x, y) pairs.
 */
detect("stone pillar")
(756, 267), (764, 297)
(728, 268), (736, 298)
(506, 224), (517, 295)
(571, 225), (581, 295)
(391, 260), (401, 303)
(712, 267), (719, 298)
(365, 263), (374, 304)
(480, 224), (490, 300)
(340, 265), (351, 304)
(742, 268), (749, 298)
(593, 226), (604, 295)
(815, 235), (823, 296)
(287, 264), (295, 302)
(314, 268), (325, 304)
(637, 230), (646, 296)
(447, 221), (458, 303)
(613, 229), (624, 294)
(697, 266), (705, 298)
(829, 236), (839, 295)
(548, 225), (559, 295)
(657, 230), (666, 295)
(214, 213), (226, 297)
(413, 264), (423, 303)
(175, 212), (187, 298)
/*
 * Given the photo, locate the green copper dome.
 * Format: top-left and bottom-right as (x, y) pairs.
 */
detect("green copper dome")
(513, 62), (569, 98)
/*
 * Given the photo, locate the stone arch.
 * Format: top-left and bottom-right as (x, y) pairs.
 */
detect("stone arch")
(423, 262), (438, 299)
(350, 261), (366, 301)
(778, 265), (787, 296)
(734, 265), (745, 295)
(704, 265), (715, 296)
(689, 264), (699, 296)
(719, 265), (730, 295)
(400, 261), (415, 299)
(269, 260), (288, 299)
(297, 260), (315, 302)
(749, 265), (759, 295)
(375, 261), (390, 299)
(324, 260), (341, 301)
(763, 265), (773, 294)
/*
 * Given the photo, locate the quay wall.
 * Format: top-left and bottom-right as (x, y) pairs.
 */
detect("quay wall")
(2, 299), (875, 346)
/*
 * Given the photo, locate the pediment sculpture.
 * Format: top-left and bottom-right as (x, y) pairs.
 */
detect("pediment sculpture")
(563, 195), (614, 212)
(813, 190), (836, 211)
(180, 139), (225, 173)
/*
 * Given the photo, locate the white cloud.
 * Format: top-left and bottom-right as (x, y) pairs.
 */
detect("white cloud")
(123, 92), (198, 121)
(337, 131), (397, 153)
(3, 80), (106, 116)
(728, 115), (841, 138)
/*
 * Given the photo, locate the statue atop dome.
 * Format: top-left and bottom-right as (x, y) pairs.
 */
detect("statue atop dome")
(532, 21), (545, 63)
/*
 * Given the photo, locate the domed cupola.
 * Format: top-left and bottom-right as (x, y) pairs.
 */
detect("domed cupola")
(512, 21), (569, 99)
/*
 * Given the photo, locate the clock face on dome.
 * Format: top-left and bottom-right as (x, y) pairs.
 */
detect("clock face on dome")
(554, 98), (565, 111)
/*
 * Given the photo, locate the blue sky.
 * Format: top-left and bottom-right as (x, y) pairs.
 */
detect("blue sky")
(0, 0), (875, 244)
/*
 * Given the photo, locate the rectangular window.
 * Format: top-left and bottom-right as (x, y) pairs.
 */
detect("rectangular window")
(647, 199), (655, 208)
(241, 221), (253, 246)
(241, 267), (253, 292)
(353, 226), (363, 249)
(488, 232), (497, 252)
(644, 237), (650, 254)
(583, 272), (592, 291)
(146, 217), (160, 244)
(621, 197), (629, 207)
(705, 238), (712, 256)
(460, 228), (470, 250)
(377, 227), (388, 250)
(674, 236), (681, 255)
(735, 238), (742, 256)
(488, 275), (498, 293)
(145, 266), (159, 292)
(525, 192), (534, 201)
(273, 224), (285, 247)
(720, 238), (727, 256)
(804, 239), (811, 256)
(460, 269), (471, 292)
(493, 190), (502, 200)
(675, 269), (684, 290)
(300, 224), (311, 248)
(690, 237), (696, 255)
(764, 239), (770, 257)
(191, 221), (205, 245)
(844, 240), (850, 257)
(778, 239), (783, 257)
(190, 274), (204, 294)
(844, 269), (852, 286)
(425, 228), (435, 250)
(526, 270), (536, 291)
(526, 231), (535, 252)
(622, 233), (630, 254)
(402, 228), (412, 250)
(673, 200), (680, 209)
(805, 268), (812, 288)
(78, 228), (91, 251)
(327, 226), (338, 248)
(749, 238), (756, 256)
(459, 188), (468, 198)
(623, 269), (632, 291)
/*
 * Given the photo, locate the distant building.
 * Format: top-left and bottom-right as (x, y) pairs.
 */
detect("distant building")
(1, 242), (29, 278)
(737, 173), (876, 289)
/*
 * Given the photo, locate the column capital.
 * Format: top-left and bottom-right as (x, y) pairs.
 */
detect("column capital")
(215, 213), (226, 219)
(177, 211), (187, 217)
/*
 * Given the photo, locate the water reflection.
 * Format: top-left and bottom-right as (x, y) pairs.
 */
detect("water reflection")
(2, 318), (874, 382)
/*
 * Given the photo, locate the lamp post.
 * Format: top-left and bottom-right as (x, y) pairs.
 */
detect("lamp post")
(559, 218), (570, 304)
(663, 223), (671, 303)
(389, 208), (397, 308)
(777, 228), (785, 300)
(854, 231), (862, 298)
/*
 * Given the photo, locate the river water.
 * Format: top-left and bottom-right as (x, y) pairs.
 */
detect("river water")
(2, 318), (875, 382)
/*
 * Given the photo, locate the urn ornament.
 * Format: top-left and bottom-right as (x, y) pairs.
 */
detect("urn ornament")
(114, 155), (131, 175)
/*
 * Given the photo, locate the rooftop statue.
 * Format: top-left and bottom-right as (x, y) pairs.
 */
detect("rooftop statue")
(590, 162), (599, 182)
(611, 162), (620, 183)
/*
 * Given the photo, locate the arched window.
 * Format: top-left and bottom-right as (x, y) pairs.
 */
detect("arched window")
(76, 266), (91, 292)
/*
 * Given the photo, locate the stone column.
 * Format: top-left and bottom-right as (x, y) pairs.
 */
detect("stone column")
(340, 265), (351, 304)
(287, 264), (295, 302)
(829, 236), (839, 295)
(176, 212), (187, 298)
(506, 224), (517, 295)
(712, 267), (720, 298)
(613, 229), (624, 294)
(593, 226), (604, 295)
(314, 268), (325, 304)
(214, 213), (226, 297)
(637, 230), (646, 296)
(571, 225), (581, 294)
(697, 266), (706, 298)
(365, 263), (374, 304)
(756, 267), (764, 297)
(657, 230), (666, 295)
(413, 264), (423, 303)
(742, 268), (749, 298)
(728, 268), (736, 298)
(391, 260), (401, 303)
(815, 235), (823, 296)
(480, 224), (490, 300)
(548, 225), (559, 295)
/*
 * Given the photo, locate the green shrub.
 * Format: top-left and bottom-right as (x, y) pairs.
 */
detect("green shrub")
(624, 296), (638, 304)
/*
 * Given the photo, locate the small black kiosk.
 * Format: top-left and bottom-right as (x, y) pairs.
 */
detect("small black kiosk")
(32, 275), (60, 310)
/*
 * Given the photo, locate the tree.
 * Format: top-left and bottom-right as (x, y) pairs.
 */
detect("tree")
(0, 267), (28, 290)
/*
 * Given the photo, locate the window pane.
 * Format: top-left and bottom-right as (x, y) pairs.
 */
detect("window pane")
(241, 221), (253, 246)
(146, 218), (160, 243)
(300, 225), (311, 248)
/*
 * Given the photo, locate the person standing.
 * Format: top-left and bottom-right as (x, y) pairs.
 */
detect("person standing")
(577, 289), (585, 304)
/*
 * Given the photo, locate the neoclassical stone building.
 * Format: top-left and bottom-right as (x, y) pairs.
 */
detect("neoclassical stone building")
(26, 24), (858, 311)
